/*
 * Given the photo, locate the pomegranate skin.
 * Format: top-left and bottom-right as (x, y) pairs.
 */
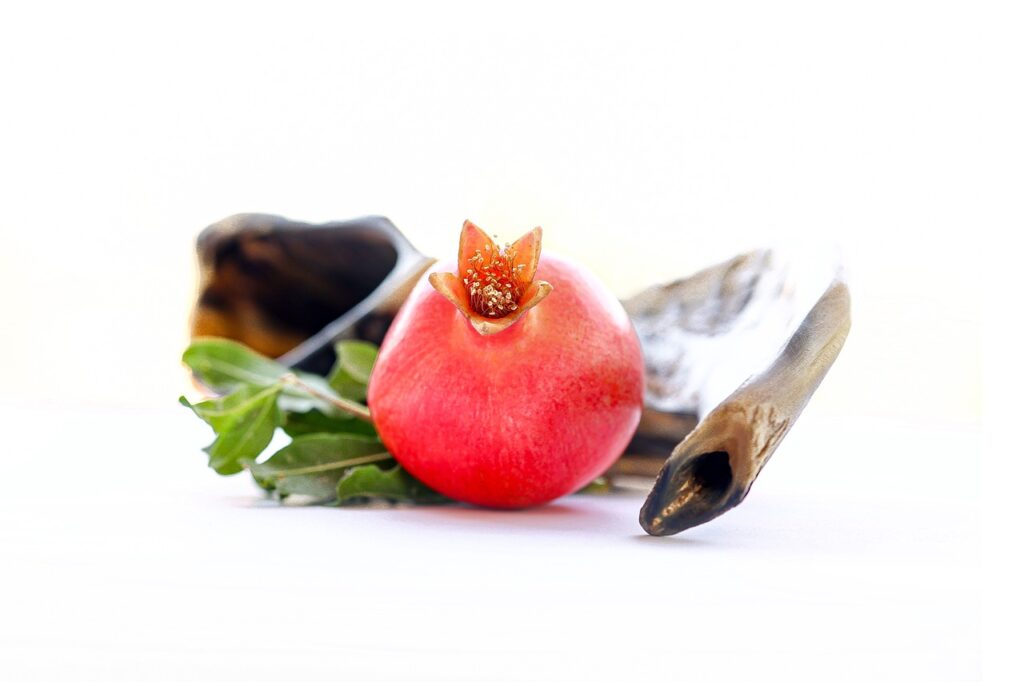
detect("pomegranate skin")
(367, 253), (645, 508)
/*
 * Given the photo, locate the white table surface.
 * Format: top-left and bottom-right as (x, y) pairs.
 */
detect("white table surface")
(0, 407), (980, 681)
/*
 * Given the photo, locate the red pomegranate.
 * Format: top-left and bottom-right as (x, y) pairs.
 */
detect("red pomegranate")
(367, 220), (645, 508)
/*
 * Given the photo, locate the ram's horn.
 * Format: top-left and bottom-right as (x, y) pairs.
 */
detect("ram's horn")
(618, 249), (823, 477)
(191, 213), (435, 375)
(639, 277), (851, 535)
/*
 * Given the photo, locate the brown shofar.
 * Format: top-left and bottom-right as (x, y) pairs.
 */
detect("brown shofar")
(639, 278), (851, 536)
(191, 214), (434, 375)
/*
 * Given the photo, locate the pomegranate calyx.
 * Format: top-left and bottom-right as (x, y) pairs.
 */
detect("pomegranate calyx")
(428, 220), (553, 335)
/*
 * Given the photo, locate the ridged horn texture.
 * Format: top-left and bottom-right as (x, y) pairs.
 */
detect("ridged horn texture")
(639, 278), (851, 536)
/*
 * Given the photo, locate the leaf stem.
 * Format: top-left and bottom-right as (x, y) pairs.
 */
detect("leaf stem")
(266, 452), (392, 478)
(281, 374), (374, 422)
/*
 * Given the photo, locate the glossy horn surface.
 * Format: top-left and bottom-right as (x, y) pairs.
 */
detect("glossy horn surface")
(190, 213), (434, 375)
(639, 278), (851, 535)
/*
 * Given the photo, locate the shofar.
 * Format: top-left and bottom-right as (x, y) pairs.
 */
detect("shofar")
(191, 214), (435, 375)
(638, 277), (851, 535)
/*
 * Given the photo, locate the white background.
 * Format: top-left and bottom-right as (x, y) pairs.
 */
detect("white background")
(0, 1), (1018, 680)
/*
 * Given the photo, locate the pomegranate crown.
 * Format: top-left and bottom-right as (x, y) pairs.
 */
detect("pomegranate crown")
(428, 220), (553, 335)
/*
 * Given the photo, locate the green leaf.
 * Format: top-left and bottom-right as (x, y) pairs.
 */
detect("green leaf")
(183, 337), (350, 415)
(180, 384), (282, 475)
(334, 340), (378, 383)
(180, 337), (449, 505)
(328, 340), (379, 401)
(183, 337), (291, 392)
(336, 464), (450, 504)
(275, 384), (341, 415)
(282, 409), (378, 439)
(576, 476), (612, 495)
(251, 433), (391, 500)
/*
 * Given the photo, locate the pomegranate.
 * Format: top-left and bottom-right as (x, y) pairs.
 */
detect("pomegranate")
(367, 221), (645, 508)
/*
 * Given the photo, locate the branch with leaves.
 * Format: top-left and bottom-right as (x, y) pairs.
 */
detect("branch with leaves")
(180, 338), (448, 504)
